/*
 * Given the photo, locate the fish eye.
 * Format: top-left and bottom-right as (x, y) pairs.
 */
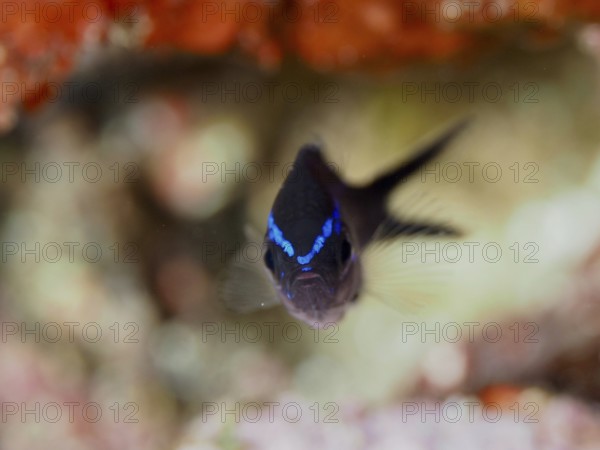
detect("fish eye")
(341, 238), (352, 264)
(264, 248), (275, 272)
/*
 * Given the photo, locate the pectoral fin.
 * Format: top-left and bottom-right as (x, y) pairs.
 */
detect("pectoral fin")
(217, 224), (281, 314)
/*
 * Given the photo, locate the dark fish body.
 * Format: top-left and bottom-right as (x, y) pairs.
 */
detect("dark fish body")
(261, 121), (467, 326)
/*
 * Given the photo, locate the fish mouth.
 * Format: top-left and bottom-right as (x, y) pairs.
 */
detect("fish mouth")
(294, 271), (322, 282)
(281, 274), (347, 327)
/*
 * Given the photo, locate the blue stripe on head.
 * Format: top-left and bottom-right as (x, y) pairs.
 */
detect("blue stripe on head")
(268, 204), (342, 265)
(333, 205), (341, 234)
(296, 254), (312, 265)
(322, 218), (332, 238)
(268, 213), (295, 257)
(296, 205), (342, 265)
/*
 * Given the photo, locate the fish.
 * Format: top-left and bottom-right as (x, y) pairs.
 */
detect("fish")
(220, 120), (468, 327)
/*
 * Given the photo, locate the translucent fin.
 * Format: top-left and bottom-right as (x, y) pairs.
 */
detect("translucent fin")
(375, 216), (460, 240)
(217, 225), (281, 314)
(361, 234), (459, 316)
(373, 191), (463, 243)
(242, 223), (263, 243)
(364, 192), (461, 315)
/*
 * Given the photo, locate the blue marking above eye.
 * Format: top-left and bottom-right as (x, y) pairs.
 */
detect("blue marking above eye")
(301, 267), (312, 272)
(268, 213), (295, 257)
(296, 206), (342, 265)
(268, 205), (342, 265)
(322, 218), (332, 238)
(333, 206), (341, 234)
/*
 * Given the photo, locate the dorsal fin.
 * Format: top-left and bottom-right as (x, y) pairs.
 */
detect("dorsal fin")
(340, 119), (469, 247)
(364, 119), (469, 199)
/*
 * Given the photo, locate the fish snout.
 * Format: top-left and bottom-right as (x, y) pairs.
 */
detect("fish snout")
(282, 274), (348, 326)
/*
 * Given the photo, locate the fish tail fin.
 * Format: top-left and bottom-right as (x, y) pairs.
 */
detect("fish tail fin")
(365, 118), (470, 198)
(347, 119), (469, 246)
(375, 217), (461, 240)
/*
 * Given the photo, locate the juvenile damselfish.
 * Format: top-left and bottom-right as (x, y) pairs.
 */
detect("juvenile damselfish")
(222, 121), (467, 327)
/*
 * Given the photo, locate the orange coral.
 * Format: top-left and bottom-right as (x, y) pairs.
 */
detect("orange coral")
(2, 0), (600, 131)
(0, 1), (110, 126)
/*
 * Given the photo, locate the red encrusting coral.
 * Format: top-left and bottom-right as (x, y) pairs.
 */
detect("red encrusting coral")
(2, 0), (600, 130)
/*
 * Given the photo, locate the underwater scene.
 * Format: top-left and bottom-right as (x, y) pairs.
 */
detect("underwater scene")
(2, 1), (600, 448)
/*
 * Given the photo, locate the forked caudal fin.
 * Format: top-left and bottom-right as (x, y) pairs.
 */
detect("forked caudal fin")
(345, 119), (469, 246)
(364, 119), (470, 199)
